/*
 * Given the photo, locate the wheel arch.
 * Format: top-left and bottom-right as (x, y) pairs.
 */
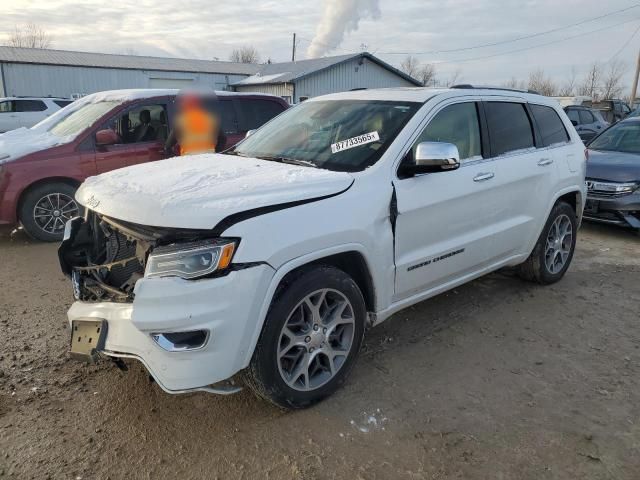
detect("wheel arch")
(240, 244), (377, 370)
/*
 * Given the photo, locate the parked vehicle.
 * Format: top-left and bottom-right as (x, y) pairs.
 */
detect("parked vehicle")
(554, 96), (592, 108)
(564, 105), (609, 142)
(584, 117), (640, 233)
(0, 97), (73, 132)
(592, 99), (631, 124)
(59, 86), (586, 409)
(0, 89), (288, 241)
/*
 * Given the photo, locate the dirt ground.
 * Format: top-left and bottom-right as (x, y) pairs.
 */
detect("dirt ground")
(0, 222), (639, 480)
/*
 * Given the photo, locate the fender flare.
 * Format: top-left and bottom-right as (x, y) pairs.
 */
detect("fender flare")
(238, 242), (372, 369)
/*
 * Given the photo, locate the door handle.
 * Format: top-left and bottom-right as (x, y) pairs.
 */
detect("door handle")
(538, 158), (554, 166)
(473, 172), (494, 182)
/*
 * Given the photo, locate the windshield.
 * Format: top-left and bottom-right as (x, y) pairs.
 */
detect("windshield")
(589, 120), (640, 154)
(47, 101), (120, 137)
(231, 100), (420, 172)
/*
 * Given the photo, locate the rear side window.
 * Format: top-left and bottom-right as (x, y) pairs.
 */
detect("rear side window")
(565, 108), (579, 124)
(236, 99), (285, 131)
(14, 100), (47, 112)
(216, 100), (239, 134)
(578, 109), (594, 124)
(54, 100), (73, 108)
(530, 104), (570, 146)
(484, 102), (534, 156)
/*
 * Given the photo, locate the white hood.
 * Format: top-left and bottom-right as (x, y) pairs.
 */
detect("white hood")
(76, 153), (354, 229)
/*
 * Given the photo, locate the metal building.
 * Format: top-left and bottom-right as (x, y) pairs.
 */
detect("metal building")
(0, 47), (420, 102)
(232, 52), (422, 103)
(0, 46), (258, 98)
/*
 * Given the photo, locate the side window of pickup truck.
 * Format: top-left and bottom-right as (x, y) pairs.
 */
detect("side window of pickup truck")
(484, 102), (534, 156)
(412, 102), (482, 160)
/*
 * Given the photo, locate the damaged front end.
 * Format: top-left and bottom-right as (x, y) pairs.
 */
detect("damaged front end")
(59, 212), (222, 302)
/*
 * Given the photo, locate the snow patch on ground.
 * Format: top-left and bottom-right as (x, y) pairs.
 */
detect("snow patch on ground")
(349, 409), (388, 434)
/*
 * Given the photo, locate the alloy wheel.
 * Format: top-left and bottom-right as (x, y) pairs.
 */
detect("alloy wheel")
(33, 193), (79, 235)
(544, 213), (573, 274)
(277, 288), (356, 391)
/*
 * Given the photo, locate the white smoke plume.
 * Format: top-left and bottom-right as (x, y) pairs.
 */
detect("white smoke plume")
(306, 0), (381, 58)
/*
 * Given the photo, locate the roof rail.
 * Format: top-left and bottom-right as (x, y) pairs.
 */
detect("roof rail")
(349, 87), (367, 91)
(451, 84), (541, 95)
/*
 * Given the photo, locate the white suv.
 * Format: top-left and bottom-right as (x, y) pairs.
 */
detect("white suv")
(59, 87), (586, 408)
(0, 97), (73, 132)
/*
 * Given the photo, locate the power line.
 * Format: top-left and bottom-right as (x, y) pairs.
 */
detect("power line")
(609, 21), (640, 61)
(378, 4), (640, 55)
(420, 16), (640, 66)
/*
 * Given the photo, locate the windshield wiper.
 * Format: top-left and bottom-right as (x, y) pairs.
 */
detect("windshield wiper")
(256, 155), (318, 168)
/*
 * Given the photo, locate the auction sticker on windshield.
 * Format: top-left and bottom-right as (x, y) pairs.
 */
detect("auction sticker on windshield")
(331, 131), (380, 154)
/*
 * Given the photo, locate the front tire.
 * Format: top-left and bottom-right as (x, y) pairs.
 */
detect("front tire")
(518, 201), (577, 284)
(19, 182), (81, 242)
(244, 266), (366, 409)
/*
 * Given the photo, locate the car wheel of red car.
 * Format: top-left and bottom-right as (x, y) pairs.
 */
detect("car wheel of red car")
(19, 182), (82, 242)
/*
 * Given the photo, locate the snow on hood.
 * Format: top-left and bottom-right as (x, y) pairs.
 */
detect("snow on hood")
(76, 153), (354, 229)
(0, 127), (74, 165)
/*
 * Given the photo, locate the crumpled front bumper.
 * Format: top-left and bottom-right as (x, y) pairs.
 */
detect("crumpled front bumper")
(67, 264), (275, 392)
(583, 192), (640, 229)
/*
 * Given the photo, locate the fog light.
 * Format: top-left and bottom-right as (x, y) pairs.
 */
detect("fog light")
(151, 330), (209, 352)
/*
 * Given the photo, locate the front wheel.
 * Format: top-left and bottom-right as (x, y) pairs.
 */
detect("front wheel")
(19, 182), (81, 242)
(244, 266), (366, 409)
(518, 201), (577, 284)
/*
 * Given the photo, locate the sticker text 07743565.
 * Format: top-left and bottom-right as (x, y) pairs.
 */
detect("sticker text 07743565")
(331, 131), (380, 154)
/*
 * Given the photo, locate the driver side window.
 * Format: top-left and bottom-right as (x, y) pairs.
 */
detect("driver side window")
(99, 103), (167, 145)
(412, 102), (482, 160)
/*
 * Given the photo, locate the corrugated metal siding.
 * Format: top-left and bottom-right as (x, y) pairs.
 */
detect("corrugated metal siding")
(234, 83), (294, 100)
(1, 63), (247, 98)
(293, 57), (416, 103)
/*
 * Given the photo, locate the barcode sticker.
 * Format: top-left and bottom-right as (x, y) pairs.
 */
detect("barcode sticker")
(331, 131), (380, 154)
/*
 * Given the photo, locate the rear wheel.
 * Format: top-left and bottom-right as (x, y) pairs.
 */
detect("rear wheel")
(19, 182), (81, 242)
(244, 266), (366, 409)
(518, 201), (577, 284)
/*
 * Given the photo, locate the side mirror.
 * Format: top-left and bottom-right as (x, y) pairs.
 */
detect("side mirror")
(95, 129), (119, 146)
(245, 129), (256, 138)
(401, 142), (460, 177)
(571, 120), (578, 127)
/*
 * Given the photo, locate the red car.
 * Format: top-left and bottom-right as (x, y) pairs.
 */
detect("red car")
(0, 89), (288, 241)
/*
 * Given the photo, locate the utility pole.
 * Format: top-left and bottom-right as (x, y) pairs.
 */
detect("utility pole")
(630, 48), (640, 106)
(292, 33), (297, 62)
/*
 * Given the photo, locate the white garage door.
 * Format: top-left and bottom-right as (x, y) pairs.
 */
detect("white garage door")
(149, 78), (195, 89)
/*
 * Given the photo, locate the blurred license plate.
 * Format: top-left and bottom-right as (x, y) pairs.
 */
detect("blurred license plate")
(70, 320), (107, 362)
(585, 200), (599, 214)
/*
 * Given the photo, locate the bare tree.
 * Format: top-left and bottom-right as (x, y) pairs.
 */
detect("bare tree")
(419, 64), (437, 87)
(503, 77), (526, 90)
(557, 67), (577, 96)
(444, 69), (462, 87)
(229, 46), (260, 64)
(9, 23), (52, 49)
(527, 68), (557, 96)
(399, 55), (421, 79)
(577, 62), (603, 99)
(601, 59), (627, 99)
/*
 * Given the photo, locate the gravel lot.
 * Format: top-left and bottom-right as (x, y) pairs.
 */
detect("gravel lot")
(1, 223), (639, 479)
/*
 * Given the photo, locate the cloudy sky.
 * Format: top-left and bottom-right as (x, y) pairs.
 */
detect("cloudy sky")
(2, 0), (640, 88)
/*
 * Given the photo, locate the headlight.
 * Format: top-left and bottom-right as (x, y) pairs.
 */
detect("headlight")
(145, 239), (237, 280)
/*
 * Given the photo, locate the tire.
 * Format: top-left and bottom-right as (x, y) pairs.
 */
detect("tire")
(518, 201), (577, 284)
(244, 266), (366, 409)
(19, 182), (82, 242)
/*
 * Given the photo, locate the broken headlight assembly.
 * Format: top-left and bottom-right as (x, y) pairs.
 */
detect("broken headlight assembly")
(145, 239), (237, 280)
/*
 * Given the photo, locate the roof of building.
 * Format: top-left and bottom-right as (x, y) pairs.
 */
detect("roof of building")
(231, 52), (422, 87)
(0, 46), (260, 75)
